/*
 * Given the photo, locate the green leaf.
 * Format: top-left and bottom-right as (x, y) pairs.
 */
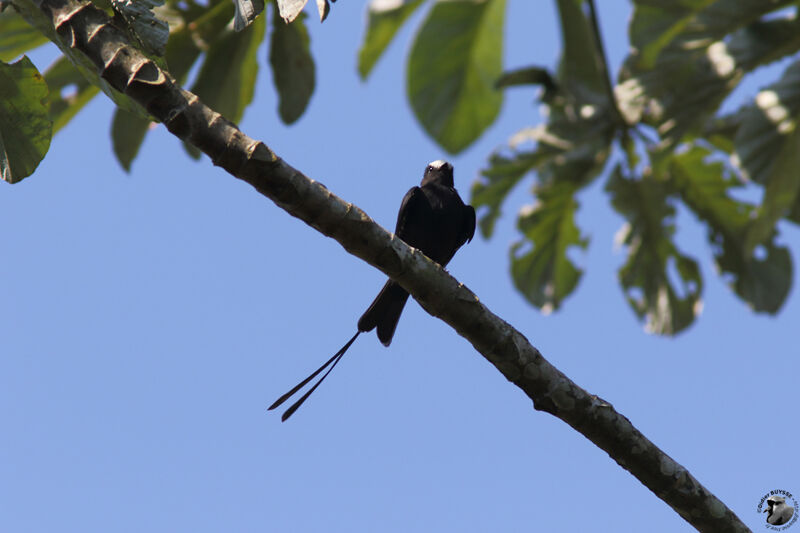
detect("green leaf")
(471, 150), (545, 238)
(734, 60), (800, 250)
(112, 108), (152, 172)
(0, 7), (49, 62)
(606, 165), (702, 335)
(43, 55), (100, 133)
(269, 9), (315, 124)
(716, 237), (791, 314)
(190, 13), (266, 124)
(668, 144), (791, 314)
(620, 1), (800, 144)
(0, 57), (52, 183)
(358, 0), (424, 80)
(164, 1), (235, 85)
(628, 0), (794, 70)
(510, 179), (587, 313)
(407, 0), (505, 154)
(555, 0), (604, 95)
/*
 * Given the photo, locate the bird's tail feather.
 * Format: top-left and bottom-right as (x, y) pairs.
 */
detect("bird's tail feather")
(377, 291), (409, 346)
(357, 281), (409, 346)
(268, 331), (360, 422)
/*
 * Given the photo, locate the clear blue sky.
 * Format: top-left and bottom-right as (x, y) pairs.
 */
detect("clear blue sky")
(2, 2), (798, 532)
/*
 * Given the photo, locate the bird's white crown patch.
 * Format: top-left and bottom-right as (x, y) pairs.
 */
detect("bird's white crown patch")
(428, 160), (448, 169)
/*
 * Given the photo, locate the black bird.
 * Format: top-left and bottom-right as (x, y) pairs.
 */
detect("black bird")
(269, 160), (476, 421)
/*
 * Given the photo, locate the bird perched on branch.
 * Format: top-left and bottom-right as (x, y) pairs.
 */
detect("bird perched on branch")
(269, 160), (476, 421)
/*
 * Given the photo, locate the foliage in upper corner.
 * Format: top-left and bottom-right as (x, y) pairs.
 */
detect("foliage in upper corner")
(471, 0), (799, 334)
(4, 0), (319, 173)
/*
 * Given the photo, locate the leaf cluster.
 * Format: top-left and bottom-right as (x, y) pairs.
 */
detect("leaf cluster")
(1, 0), (315, 173)
(2, 0), (799, 334)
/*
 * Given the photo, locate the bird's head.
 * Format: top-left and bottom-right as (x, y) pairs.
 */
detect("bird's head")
(422, 160), (454, 187)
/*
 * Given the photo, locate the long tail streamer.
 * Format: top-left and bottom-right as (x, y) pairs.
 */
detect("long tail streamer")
(269, 331), (361, 422)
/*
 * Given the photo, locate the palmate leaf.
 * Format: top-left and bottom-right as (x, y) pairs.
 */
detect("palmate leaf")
(473, 0), (616, 313)
(358, 0), (425, 80)
(669, 145), (792, 313)
(628, 0), (796, 70)
(269, 8), (315, 124)
(407, 0), (505, 154)
(606, 165), (702, 335)
(510, 179), (587, 313)
(620, 1), (800, 146)
(733, 59), (800, 250)
(0, 57), (52, 184)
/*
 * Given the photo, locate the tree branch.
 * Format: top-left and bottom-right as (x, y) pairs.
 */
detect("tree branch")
(19, 0), (749, 530)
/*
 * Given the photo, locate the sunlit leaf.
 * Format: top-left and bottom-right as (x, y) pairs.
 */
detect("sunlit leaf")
(358, 0), (424, 80)
(233, 0), (265, 31)
(0, 57), (52, 183)
(277, 0), (306, 23)
(408, 0), (505, 154)
(269, 9), (315, 124)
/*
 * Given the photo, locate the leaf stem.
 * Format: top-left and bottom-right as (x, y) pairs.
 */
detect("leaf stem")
(585, 0), (628, 128)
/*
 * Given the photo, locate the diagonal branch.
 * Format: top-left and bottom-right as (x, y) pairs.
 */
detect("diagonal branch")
(19, 0), (748, 530)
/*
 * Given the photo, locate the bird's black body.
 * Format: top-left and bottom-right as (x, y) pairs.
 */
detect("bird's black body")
(358, 162), (476, 345)
(270, 160), (475, 421)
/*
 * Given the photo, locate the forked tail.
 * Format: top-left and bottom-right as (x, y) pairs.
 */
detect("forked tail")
(268, 331), (361, 422)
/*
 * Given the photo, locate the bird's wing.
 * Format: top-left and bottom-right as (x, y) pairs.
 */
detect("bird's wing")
(463, 204), (476, 243)
(394, 186), (433, 248)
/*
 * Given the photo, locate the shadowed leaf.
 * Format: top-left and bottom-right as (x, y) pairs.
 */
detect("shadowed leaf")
(607, 165), (702, 335)
(510, 179), (587, 313)
(0, 57), (52, 183)
(269, 9), (315, 124)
